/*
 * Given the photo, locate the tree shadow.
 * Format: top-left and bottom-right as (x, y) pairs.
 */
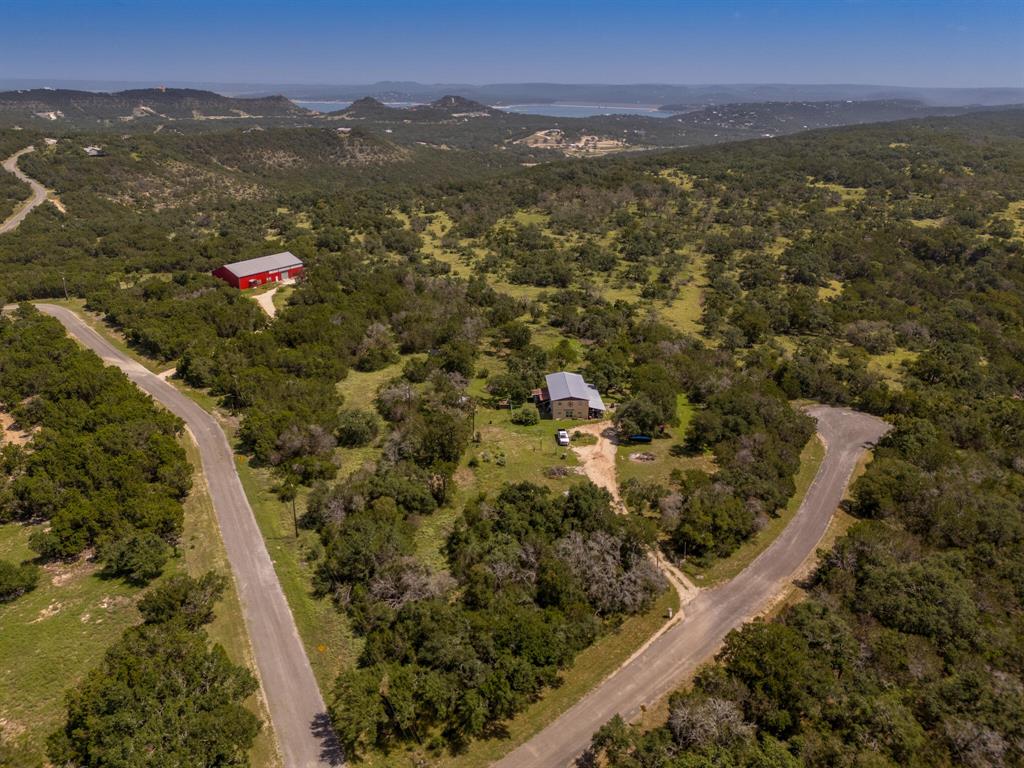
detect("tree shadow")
(668, 442), (700, 457)
(312, 711), (345, 766)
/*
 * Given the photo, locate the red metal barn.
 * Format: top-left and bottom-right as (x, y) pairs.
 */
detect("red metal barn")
(212, 251), (304, 289)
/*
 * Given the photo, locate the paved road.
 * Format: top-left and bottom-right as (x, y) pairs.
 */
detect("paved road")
(1, 147), (48, 234)
(495, 405), (889, 768)
(36, 304), (341, 768)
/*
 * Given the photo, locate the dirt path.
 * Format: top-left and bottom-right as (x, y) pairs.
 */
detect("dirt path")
(570, 421), (698, 604)
(35, 304), (341, 768)
(251, 280), (293, 319)
(499, 407), (889, 768)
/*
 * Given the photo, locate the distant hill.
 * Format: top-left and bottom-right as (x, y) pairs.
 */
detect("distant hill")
(252, 81), (1024, 109)
(0, 87), (310, 126)
(418, 95), (497, 114)
(332, 95), (500, 122)
(331, 97), (403, 119)
(665, 100), (976, 134)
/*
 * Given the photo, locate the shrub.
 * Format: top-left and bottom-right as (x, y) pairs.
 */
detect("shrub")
(0, 559), (40, 602)
(99, 531), (172, 586)
(511, 403), (540, 426)
(336, 408), (380, 448)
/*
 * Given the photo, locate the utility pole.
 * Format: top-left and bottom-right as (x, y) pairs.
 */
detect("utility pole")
(61, 273), (69, 301)
(280, 477), (299, 538)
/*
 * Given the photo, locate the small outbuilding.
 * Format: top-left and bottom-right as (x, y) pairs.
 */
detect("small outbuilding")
(535, 371), (606, 420)
(212, 251), (304, 289)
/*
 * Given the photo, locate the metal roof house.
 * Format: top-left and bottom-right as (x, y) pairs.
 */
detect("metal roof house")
(212, 251), (304, 290)
(535, 371), (606, 420)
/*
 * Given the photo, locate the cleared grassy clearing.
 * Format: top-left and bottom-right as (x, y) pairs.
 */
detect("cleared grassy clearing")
(817, 278), (844, 300)
(658, 168), (696, 190)
(272, 284), (295, 311)
(412, 403), (589, 575)
(616, 395), (711, 490)
(336, 356), (407, 406)
(809, 179), (867, 202)
(0, 523), (140, 764)
(658, 251), (707, 336)
(867, 347), (918, 389)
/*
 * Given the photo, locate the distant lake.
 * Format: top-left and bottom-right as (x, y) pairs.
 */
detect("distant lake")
(497, 104), (672, 118)
(295, 100), (673, 118)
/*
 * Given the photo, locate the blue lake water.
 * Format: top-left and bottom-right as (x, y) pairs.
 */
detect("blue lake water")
(295, 100), (673, 118)
(497, 104), (672, 118)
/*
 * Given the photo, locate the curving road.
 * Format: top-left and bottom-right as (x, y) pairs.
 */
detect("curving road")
(1, 147), (48, 234)
(36, 304), (341, 768)
(495, 405), (889, 768)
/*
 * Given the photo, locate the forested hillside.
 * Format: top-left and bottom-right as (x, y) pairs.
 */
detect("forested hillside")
(0, 87), (310, 128)
(0, 107), (1021, 766)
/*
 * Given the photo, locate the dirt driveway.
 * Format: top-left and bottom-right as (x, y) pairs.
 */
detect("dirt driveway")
(570, 421), (697, 602)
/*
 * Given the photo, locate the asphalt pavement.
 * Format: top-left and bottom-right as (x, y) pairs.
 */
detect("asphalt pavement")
(0, 147), (47, 234)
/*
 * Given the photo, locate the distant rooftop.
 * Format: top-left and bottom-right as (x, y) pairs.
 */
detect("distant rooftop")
(220, 251), (302, 278)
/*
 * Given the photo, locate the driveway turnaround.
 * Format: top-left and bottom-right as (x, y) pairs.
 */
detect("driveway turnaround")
(494, 405), (889, 768)
(37, 304), (341, 768)
(0, 147), (48, 234)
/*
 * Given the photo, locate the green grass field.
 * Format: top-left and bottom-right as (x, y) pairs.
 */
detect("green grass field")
(0, 435), (282, 768)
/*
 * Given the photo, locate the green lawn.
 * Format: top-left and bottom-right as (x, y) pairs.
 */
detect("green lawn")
(336, 357), (407, 406)
(411, 405), (589, 574)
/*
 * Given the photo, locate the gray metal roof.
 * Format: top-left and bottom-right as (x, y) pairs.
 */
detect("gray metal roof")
(545, 372), (605, 412)
(221, 251), (303, 278)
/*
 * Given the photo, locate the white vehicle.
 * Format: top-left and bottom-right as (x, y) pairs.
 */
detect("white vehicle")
(556, 429), (570, 446)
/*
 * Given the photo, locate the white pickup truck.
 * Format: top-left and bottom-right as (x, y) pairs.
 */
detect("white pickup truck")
(556, 429), (570, 446)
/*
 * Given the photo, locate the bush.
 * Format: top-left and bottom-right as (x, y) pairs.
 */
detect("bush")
(0, 559), (40, 602)
(511, 403), (540, 426)
(99, 531), (172, 586)
(336, 408), (380, 447)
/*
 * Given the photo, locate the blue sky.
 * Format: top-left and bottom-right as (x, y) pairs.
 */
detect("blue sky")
(2, 0), (1021, 87)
